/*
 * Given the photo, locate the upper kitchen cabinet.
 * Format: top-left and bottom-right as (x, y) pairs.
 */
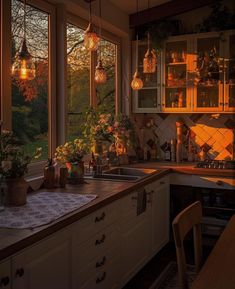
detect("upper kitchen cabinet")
(224, 33), (235, 112)
(132, 40), (161, 113)
(131, 30), (235, 113)
(162, 38), (190, 112)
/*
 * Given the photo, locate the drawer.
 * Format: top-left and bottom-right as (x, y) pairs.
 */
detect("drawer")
(170, 173), (192, 186)
(77, 257), (119, 289)
(192, 175), (235, 190)
(72, 245), (119, 288)
(72, 201), (119, 243)
(72, 223), (119, 269)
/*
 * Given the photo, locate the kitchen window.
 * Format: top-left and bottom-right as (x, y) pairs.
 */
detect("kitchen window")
(66, 15), (121, 141)
(1, 0), (56, 177)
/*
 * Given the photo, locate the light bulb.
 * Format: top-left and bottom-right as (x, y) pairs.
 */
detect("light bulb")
(143, 49), (157, 73)
(84, 23), (100, 51)
(95, 59), (107, 84)
(131, 71), (143, 90)
(12, 39), (36, 81)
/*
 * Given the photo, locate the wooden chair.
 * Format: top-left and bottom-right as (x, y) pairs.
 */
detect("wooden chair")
(172, 201), (202, 289)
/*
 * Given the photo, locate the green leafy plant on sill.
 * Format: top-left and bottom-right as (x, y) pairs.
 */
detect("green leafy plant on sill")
(0, 130), (42, 178)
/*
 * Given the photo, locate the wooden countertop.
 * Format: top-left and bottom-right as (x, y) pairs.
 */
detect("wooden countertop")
(131, 161), (235, 177)
(191, 214), (235, 289)
(0, 169), (169, 261)
(0, 162), (234, 261)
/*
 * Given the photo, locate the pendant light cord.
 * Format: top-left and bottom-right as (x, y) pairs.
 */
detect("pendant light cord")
(136, 0), (139, 72)
(99, 0), (102, 60)
(89, 1), (92, 23)
(23, 0), (26, 39)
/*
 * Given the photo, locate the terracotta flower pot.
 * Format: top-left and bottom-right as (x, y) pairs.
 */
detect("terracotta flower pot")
(6, 177), (28, 206)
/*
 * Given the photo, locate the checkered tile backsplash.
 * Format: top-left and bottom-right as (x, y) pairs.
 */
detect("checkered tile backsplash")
(133, 114), (235, 161)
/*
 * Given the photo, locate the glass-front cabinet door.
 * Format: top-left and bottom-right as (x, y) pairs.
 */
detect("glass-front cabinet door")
(132, 41), (160, 113)
(162, 39), (190, 112)
(193, 35), (223, 112)
(224, 33), (235, 112)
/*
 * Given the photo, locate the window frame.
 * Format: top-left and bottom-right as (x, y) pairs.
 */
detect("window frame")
(1, 0), (56, 178)
(67, 12), (121, 114)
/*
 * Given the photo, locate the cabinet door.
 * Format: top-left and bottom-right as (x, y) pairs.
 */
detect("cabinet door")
(146, 177), (170, 254)
(132, 41), (161, 113)
(0, 259), (11, 289)
(193, 34), (223, 112)
(162, 39), (191, 112)
(224, 33), (235, 112)
(120, 190), (151, 286)
(12, 230), (70, 289)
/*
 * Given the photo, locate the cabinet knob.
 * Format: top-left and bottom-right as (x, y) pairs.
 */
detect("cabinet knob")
(95, 212), (105, 223)
(1, 276), (10, 287)
(95, 234), (106, 246)
(15, 268), (24, 278)
(96, 272), (106, 283)
(96, 256), (106, 268)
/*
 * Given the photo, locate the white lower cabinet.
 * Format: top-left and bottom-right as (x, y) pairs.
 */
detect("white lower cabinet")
(146, 176), (170, 255)
(12, 229), (71, 289)
(3, 176), (170, 289)
(0, 259), (11, 289)
(71, 201), (121, 289)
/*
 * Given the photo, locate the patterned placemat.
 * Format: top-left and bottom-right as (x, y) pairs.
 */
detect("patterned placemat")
(0, 192), (97, 229)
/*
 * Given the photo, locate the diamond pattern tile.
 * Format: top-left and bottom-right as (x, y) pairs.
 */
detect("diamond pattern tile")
(134, 113), (234, 161)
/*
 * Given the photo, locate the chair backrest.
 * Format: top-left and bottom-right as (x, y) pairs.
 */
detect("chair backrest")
(172, 201), (202, 289)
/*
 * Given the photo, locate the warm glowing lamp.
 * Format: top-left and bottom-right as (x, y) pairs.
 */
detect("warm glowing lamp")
(131, 0), (143, 90)
(12, 39), (36, 81)
(94, 0), (106, 84)
(84, 1), (100, 51)
(84, 23), (100, 51)
(143, 33), (156, 73)
(12, 0), (35, 81)
(131, 70), (143, 90)
(95, 59), (107, 84)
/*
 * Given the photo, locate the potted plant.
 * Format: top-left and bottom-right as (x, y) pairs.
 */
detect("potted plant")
(0, 130), (41, 206)
(55, 138), (86, 184)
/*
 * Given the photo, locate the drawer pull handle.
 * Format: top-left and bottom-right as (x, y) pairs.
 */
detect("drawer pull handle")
(1, 276), (10, 286)
(95, 234), (106, 245)
(216, 180), (224, 186)
(95, 212), (105, 223)
(96, 272), (106, 283)
(96, 256), (106, 268)
(15, 268), (24, 278)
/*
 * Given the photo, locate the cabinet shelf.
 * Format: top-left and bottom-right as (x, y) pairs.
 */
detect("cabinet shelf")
(166, 62), (187, 65)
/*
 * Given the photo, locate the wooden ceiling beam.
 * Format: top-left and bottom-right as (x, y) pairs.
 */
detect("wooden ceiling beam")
(129, 0), (215, 27)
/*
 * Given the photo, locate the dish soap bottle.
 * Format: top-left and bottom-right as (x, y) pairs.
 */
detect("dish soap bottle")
(44, 158), (55, 189)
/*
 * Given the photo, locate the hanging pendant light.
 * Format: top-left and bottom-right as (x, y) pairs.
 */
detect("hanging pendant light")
(84, 0), (100, 51)
(95, 0), (107, 84)
(12, 0), (35, 81)
(143, 32), (157, 73)
(143, 0), (156, 74)
(131, 0), (143, 92)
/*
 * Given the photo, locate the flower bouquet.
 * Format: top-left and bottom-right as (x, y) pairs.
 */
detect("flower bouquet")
(55, 138), (86, 184)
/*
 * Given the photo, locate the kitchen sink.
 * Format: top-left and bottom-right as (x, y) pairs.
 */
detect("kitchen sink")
(85, 167), (158, 182)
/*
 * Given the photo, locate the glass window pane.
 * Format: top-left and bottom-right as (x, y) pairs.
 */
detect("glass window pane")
(96, 39), (116, 113)
(11, 0), (49, 161)
(67, 23), (90, 141)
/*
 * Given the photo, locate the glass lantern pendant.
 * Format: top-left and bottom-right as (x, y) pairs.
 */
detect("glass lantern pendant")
(95, 59), (107, 84)
(84, 23), (100, 52)
(131, 70), (143, 90)
(12, 39), (36, 81)
(143, 48), (156, 73)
